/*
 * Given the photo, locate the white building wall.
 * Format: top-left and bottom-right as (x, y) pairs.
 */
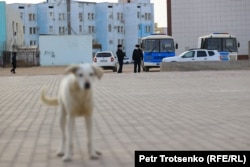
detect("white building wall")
(39, 35), (92, 66)
(6, 5), (24, 51)
(172, 0), (250, 56)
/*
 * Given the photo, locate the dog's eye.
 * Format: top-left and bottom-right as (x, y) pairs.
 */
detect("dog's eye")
(89, 73), (94, 77)
(78, 73), (83, 77)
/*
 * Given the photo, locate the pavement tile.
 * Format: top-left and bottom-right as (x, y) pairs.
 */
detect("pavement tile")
(0, 66), (250, 166)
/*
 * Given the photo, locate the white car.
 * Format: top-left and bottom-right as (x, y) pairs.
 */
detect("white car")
(162, 49), (222, 62)
(123, 56), (131, 64)
(93, 51), (118, 72)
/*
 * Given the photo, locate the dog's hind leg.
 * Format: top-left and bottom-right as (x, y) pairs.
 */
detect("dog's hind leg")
(85, 116), (102, 159)
(63, 114), (75, 162)
(57, 106), (66, 157)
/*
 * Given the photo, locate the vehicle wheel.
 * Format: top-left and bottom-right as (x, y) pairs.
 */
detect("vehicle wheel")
(144, 67), (149, 72)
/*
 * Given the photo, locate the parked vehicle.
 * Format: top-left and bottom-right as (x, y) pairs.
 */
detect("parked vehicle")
(93, 51), (117, 72)
(198, 33), (240, 60)
(141, 34), (178, 71)
(162, 49), (221, 62)
(123, 56), (131, 64)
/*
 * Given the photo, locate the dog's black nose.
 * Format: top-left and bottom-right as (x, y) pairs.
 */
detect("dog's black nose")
(85, 82), (90, 89)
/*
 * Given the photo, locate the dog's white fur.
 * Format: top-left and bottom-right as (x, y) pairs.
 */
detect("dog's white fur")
(41, 64), (103, 161)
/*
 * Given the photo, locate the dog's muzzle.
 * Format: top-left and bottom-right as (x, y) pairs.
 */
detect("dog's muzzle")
(84, 82), (91, 89)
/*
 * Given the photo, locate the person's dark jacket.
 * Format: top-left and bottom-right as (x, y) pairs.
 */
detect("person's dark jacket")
(116, 49), (125, 62)
(132, 48), (143, 62)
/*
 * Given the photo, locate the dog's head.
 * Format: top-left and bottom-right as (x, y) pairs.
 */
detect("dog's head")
(65, 64), (103, 90)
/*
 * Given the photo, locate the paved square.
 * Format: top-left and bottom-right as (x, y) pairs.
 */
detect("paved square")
(0, 66), (250, 167)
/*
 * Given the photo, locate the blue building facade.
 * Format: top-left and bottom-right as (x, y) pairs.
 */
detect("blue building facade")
(0, 2), (7, 63)
(7, 0), (154, 61)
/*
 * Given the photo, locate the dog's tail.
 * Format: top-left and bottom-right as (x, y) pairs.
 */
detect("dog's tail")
(40, 88), (58, 106)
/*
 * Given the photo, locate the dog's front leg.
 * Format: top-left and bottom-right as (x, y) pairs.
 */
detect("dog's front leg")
(57, 108), (66, 157)
(63, 115), (75, 162)
(85, 116), (102, 159)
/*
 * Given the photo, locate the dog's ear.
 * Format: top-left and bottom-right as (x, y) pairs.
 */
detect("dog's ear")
(92, 65), (104, 79)
(64, 65), (79, 74)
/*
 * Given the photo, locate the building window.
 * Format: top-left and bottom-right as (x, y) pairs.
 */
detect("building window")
(33, 27), (36, 34)
(49, 26), (53, 33)
(23, 26), (25, 34)
(62, 13), (65, 20)
(145, 13), (151, 20)
(117, 26), (124, 33)
(88, 26), (95, 33)
(28, 13), (36, 21)
(49, 12), (53, 17)
(88, 13), (95, 20)
(108, 24), (112, 32)
(30, 40), (36, 45)
(145, 25), (151, 33)
(29, 14), (32, 21)
(58, 13), (66, 20)
(29, 27), (32, 34)
(118, 39), (124, 45)
(137, 12), (140, 18)
(79, 25), (82, 33)
(59, 27), (65, 34)
(117, 13), (123, 20)
(20, 12), (24, 19)
(79, 13), (83, 21)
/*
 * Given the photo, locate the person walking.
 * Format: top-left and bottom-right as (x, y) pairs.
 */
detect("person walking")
(10, 52), (17, 74)
(116, 44), (125, 73)
(132, 44), (143, 73)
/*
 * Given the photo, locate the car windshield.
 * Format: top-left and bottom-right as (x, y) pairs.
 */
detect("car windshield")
(96, 53), (111, 57)
(206, 38), (237, 52)
(143, 39), (175, 53)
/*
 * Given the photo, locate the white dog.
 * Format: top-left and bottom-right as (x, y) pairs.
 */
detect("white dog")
(40, 64), (103, 162)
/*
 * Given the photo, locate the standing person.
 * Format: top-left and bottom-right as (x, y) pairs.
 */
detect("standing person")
(132, 44), (143, 73)
(10, 52), (17, 74)
(116, 44), (125, 73)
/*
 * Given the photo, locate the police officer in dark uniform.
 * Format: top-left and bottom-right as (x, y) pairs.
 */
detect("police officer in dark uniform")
(132, 44), (143, 73)
(116, 44), (125, 73)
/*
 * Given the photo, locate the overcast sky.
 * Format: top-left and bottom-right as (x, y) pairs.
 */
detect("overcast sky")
(3, 0), (167, 27)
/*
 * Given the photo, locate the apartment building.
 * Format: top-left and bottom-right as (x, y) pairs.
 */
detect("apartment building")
(7, 0), (154, 59)
(10, 3), (38, 47)
(0, 1), (24, 66)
